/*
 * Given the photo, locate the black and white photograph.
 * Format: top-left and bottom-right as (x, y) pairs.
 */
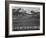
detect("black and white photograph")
(9, 4), (43, 35)
(5, 1), (45, 37)
(12, 7), (40, 31)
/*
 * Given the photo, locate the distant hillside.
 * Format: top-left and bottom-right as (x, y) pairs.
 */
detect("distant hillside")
(12, 8), (40, 16)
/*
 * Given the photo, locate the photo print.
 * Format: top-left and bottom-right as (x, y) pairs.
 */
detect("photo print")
(12, 7), (40, 31)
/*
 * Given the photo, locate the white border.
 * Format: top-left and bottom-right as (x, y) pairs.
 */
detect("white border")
(9, 4), (43, 35)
